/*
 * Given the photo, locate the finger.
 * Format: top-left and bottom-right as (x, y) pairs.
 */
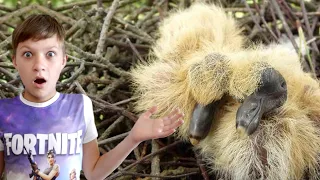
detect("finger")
(166, 108), (180, 118)
(163, 114), (182, 126)
(163, 112), (184, 126)
(142, 106), (157, 118)
(169, 112), (184, 121)
(163, 110), (184, 125)
(163, 118), (184, 132)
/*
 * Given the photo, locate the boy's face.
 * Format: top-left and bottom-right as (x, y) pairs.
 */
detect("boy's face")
(12, 35), (67, 103)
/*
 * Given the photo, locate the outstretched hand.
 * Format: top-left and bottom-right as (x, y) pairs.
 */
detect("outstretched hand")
(129, 106), (184, 144)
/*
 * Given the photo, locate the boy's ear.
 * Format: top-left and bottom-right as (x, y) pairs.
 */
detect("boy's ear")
(12, 55), (18, 68)
(62, 55), (68, 69)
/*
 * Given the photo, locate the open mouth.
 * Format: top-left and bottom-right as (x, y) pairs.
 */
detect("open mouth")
(34, 78), (47, 84)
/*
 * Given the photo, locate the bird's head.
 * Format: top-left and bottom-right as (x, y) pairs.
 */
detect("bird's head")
(236, 67), (287, 136)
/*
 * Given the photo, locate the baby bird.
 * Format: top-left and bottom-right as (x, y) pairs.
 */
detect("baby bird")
(131, 3), (320, 179)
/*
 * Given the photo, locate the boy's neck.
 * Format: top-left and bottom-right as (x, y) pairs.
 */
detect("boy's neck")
(20, 92), (60, 107)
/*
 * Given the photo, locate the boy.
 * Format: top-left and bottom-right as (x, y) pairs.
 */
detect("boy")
(0, 14), (184, 179)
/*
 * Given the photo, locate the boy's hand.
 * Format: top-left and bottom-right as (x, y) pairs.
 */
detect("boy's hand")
(129, 107), (184, 144)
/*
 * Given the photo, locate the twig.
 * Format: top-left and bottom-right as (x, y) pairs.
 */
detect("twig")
(66, 42), (131, 78)
(65, 18), (87, 39)
(243, 0), (270, 43)
(270, 0), (299, 54)
(0, 5), (33, 24)
(269, 1), (281, 38)
(0, 51), (11, 61)
(0, 4), (77, 25)
(65, 58), (120, 72)
(95, 115), (118, 129)
(0, 31), (8, 40)
(126, 38), (144, 62)
(0, 5), (14, 12)
(123, 159), (198, 166)
(54, 0), (113, 11)
(253, 0), (279, 41)
(95, 0), (120, 56)
(287, 0), (316, 11)
(0, 67), (16, 80)
(98, 116), (125, 141)
(141, 16), (160, 32)
(136, 6), (158, 28)
(194, 150), (210, 180)
(106, 140), (184, 179)
(299, 0), (319, 54)
(105, 37), (150, 50)
(90, 95), (138, 121)
(116, 170), (199, 179)
(98, 77), (126, 99)
(278, 0), (297, 22)
(310, 6), (320, 33)
(0, 81), (21, 94)
(74, 81), (87, 95)
(113, 16), (154, 40)
(112, 26), (154, 44)
(33, 4), (77, 24)
(151, 139), (161, 180)
(0, 36), (11, 50)
(113, 97), (138, 106)
(58, 61), (85, 87)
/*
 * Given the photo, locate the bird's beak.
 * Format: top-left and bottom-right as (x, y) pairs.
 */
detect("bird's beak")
(189, 100), (220, 145)
(235, 68), (287, 137)
(236, 94), (264, 136)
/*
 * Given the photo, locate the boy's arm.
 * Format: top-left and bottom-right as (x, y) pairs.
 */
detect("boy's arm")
(82, 135), (139, 180)
(82, 107), (183, 180)
(0, 151), (4, 176)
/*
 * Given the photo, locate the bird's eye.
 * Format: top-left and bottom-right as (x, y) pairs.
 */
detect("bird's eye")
(47, 51), (55, 57)
(23, 52), (32, 58)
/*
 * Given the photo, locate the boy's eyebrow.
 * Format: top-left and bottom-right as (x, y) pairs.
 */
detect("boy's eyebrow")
(46, 46), (60, 50)
(18, 45), (60, 50)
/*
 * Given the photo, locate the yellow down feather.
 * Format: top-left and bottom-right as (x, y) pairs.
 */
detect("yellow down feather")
(130, 3), (320, 179)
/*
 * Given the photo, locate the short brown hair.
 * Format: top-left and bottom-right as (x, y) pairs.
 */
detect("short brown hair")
(12, 14), (65, 54)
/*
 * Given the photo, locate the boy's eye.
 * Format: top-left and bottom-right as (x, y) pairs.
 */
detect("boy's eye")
(47, 51), (55, 57)
(23, 52), (32, 58)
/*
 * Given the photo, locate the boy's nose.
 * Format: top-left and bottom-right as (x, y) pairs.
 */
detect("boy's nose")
(33, 56), (46, 71)
(33, 64), (46, 72)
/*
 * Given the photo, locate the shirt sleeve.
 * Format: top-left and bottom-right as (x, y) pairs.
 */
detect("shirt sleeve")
(82, 94), (98, 144)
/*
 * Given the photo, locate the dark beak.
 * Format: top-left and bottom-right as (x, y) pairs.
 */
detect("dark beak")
(235, 68), (287, 136)
(236, 94), (264, 136)
(189, 100), (221, 145)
